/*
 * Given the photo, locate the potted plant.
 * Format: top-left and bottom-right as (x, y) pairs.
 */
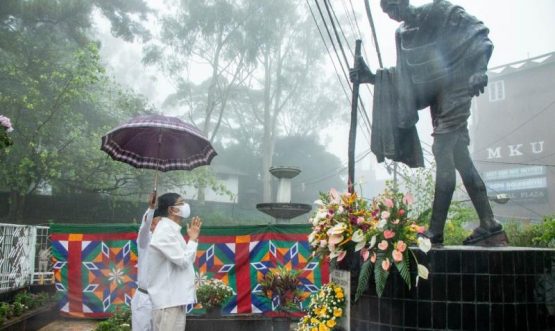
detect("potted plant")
(297, 282), (346, 331)
(308, 188), (432, 299)
(258, 266), (308, 331)
(196, 278), (234, 317)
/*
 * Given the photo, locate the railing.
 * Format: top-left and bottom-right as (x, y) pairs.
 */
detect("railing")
(0, 223), (53, 292)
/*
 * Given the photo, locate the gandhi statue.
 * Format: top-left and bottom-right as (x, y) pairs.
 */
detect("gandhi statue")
(350, 0), (507, 245)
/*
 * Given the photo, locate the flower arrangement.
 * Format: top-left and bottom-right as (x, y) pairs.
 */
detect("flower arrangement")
(257, 266), (309, 313)
(297, 282), (346, 331)
(0, 115), (14, 149)
(308, 188), (431, 299)
(196, 278), (234, 310)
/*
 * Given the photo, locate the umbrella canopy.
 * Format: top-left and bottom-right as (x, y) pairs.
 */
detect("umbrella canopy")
(101, 114), (217, 172)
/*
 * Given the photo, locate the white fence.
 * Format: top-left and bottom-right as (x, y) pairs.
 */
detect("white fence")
(0, 223), (53, 292)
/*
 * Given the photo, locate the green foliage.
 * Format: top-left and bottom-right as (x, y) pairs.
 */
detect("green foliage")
(0, 291), (54, 325)
(95, 305), (131, 331)
(503, 218), (555, 248)
(355, 260), (372, 302)
(257, 266), (308, 313)
(373, 254), (389, 297)
(196, 278), (234, 309)
(397, 164), (435, 220)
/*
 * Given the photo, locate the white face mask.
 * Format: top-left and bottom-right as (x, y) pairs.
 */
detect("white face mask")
(173, 203), (191, 218)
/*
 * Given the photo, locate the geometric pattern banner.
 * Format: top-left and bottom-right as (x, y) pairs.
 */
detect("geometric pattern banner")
(50, 224), (139, 318)
(50, 223), (329, 318)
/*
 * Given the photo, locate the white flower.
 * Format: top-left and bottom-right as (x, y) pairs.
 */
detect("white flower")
(354, 239), (366, 252)
(368, 235), (377, 249)
(352, 229), (365, 242)
(416, 264), (429, 286)
(327, 223), (347, 235)
(314, 199), (324, 206)
(417, 236), (432, 253)
(377, 219), (387, 230)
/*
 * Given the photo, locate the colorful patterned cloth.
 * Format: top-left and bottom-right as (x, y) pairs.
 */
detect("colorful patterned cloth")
(50, 223), (328, 318)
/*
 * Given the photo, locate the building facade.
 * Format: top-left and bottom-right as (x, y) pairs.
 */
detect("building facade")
(471, 52), (555, 220)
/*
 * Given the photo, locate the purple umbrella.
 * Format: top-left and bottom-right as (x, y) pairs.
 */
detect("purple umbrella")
(101, 114), (217, 188)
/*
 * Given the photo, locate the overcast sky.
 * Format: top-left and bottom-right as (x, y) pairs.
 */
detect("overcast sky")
(95, 0), (555, 181)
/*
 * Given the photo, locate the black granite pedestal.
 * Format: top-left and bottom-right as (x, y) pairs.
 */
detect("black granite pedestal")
(351, 247), (555, 331)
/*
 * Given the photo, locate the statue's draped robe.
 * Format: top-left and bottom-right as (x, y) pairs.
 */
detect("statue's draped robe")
(371, 0), (493, 168)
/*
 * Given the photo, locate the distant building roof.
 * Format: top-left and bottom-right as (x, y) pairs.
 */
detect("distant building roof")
(488, 52), (555, 77)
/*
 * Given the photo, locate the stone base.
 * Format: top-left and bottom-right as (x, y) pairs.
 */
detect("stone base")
(351, 246), (555, 330)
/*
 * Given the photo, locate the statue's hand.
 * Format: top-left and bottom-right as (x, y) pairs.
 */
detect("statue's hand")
(469, 72), (488, 97)
(349, 55), (374, 84)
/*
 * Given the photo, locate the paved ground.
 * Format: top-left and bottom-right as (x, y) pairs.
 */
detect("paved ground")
(38, 318), (99, 331)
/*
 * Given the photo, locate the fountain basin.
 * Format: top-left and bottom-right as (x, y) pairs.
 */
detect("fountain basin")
(256, 203), (312, 220)
(269, 166), (301, 179)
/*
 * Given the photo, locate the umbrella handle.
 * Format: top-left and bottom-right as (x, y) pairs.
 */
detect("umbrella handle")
(153, 171), (159, 193)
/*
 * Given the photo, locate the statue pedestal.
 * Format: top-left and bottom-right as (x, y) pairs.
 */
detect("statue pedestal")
(352, 247), (555, 330)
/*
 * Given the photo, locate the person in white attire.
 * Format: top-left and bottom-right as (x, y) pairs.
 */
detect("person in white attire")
(146, 193), (201, 331)
(131, 192), (161, 331)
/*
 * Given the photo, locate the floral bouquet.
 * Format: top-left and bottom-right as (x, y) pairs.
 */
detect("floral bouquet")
(0, 115), (14, 149)
(297, 282), (346, 331)
(257, 266), (309, 314)
(308, 188), (432, 299)
(196, 278), (234, 310)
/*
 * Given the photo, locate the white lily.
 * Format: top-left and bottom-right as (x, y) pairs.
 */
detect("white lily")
(328, 223), (347, 235)
(417, 236), (432, 253)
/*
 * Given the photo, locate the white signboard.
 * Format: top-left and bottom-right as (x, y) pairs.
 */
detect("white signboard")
(331, 269), (350, 331)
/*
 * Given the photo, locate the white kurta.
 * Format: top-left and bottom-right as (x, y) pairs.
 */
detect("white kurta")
(146, 218), (198, 309)
(131, 208), (154, 331)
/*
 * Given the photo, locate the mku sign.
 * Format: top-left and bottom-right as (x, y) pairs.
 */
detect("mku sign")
(486, 141), (544, 159)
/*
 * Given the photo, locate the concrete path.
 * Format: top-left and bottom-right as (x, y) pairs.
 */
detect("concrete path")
(37, 318), (99, 331)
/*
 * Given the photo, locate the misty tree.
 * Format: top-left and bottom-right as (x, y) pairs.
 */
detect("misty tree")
(0, 0), (153, 221)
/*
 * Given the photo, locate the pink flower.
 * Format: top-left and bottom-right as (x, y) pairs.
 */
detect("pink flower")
(384, 198), (394, 208)
(329, 188), (340, 203)
(403, 193), (414, 205)
(382, 258), (391, 271)
(418, 226), (425, 234)
(0, 115), (13, 132)
(337, 250), (347, 262)
(370, 252), (377, 263)
(392, 249), (403, 262)
(381, 211), (390, 219)
(397, 240), (407, 253)
(398, 209), (405, 216)
(361, 248), (369, 261)
(384, 230), (395, 239)
(378, 240), (388, 250)
(356, 217), (365, 225)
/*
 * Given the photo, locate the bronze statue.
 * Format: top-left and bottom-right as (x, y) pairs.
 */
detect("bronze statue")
(350, 0), (507, 245)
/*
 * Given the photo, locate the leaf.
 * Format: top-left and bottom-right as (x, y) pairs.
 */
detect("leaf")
(355, 259), (373, 302)
(395, 257), (411, 290)
(374, 255), (389, 297)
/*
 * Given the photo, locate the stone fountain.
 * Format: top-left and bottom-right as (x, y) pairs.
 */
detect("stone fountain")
(256, 166), (312, 223)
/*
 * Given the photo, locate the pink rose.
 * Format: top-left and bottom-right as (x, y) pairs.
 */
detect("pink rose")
(384, 198), (394, 208)
(382, 258), (391, 271)
(384, 230), (395, 239)
(397, 240), (407, 253)
(378, 240), (388, 250)
(381, 211), (390, 219)
(392, 249), (403, 262)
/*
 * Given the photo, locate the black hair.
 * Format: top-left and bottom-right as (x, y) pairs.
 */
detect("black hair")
(153, 208), (162, 218)
(155, 193), (181, 217)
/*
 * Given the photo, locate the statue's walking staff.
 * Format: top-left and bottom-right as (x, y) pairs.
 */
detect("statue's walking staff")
(348, 39), (362, 194)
